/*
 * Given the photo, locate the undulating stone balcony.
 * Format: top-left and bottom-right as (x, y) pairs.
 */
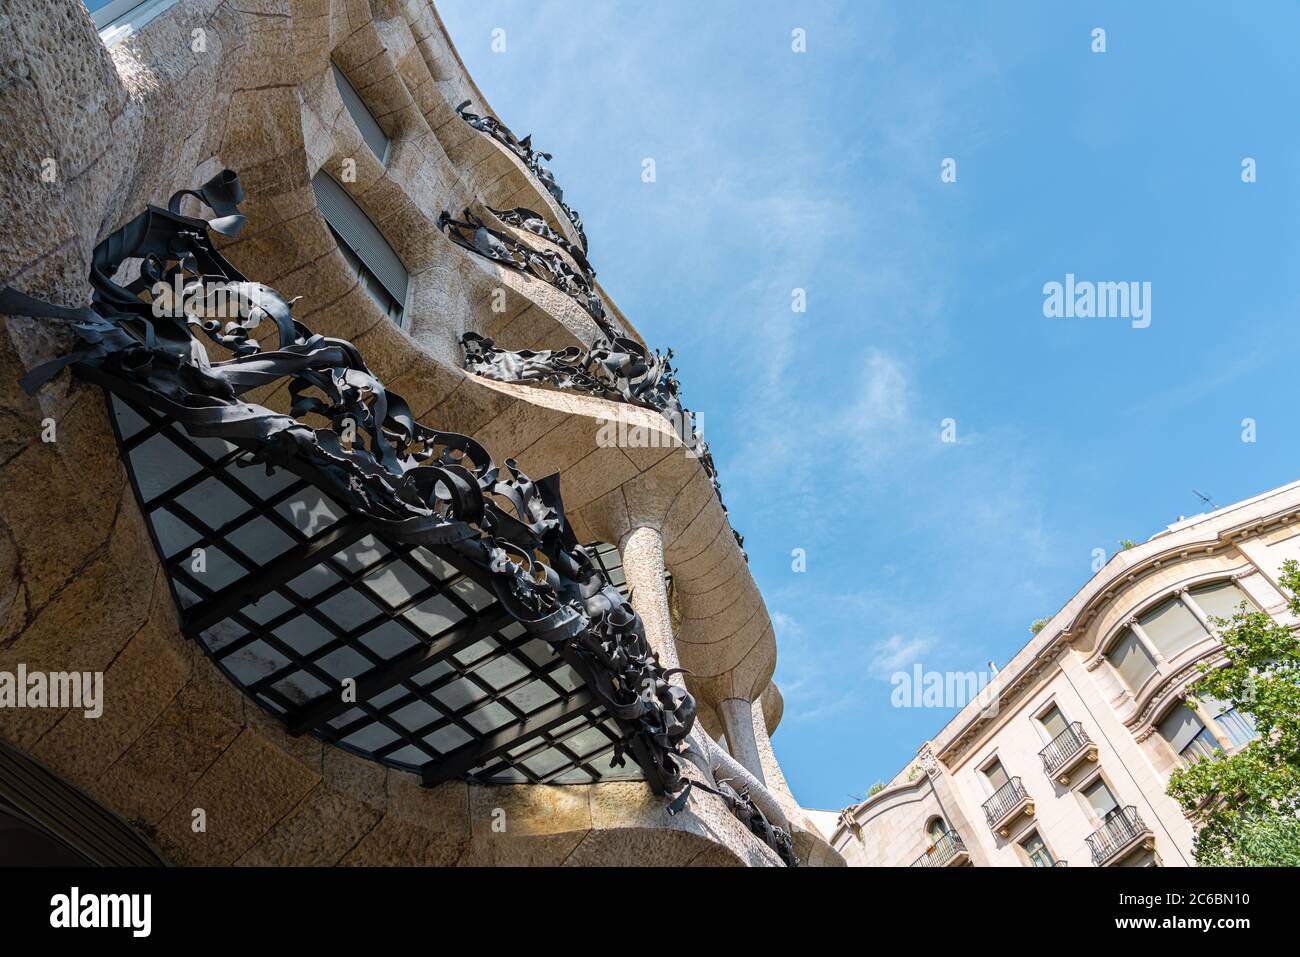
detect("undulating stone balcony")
(1086, 807), (1155, 866)
(1038, 721), (1099, 785)
(910, 830), (970, 867)
(982, 777), (1035, 837)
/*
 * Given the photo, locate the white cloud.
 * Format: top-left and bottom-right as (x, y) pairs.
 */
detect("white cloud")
(867, 634), (932, 679)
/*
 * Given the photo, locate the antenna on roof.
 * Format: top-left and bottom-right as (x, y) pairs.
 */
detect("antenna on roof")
(1193, 489), (1219, 511)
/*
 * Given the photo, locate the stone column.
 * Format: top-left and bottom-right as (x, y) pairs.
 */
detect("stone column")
(619, 525), (678, 674)
(718, 697), (766, 785)
(619, 525), (716, 786)
(750, 697), (799, 814)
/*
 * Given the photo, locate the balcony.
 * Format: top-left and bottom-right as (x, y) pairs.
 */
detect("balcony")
(983, 777), (1035, 837)
(1038, 721), (1099, 785)
(910, 830), (970, 867)
(1086, 807), (1155, 866)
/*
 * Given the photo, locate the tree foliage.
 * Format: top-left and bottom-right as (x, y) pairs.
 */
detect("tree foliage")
(1166, 560), (1300, 865)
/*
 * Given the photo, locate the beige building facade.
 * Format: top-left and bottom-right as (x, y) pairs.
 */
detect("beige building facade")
(0, 0), (841, 867)
(823, 481), (1300, 867)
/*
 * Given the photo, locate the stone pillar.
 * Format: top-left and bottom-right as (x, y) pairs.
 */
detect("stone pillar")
(718, 697), (766, 785)
(619, 525), (679, 674)
(750, 697), (800, 815)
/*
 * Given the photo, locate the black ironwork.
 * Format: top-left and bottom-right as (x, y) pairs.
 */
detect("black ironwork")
(1039, 721), (1092, 777)
(982, 776), (1031, 827)
(455, 100), (587, 251)
(438, 207), (607, 326)
(910, 829), (966, 867)
(0, 171), (795, 863)
(0, 171), (693, 795)
(1086, 806), (1148, 865)
(440, 203), (743, 553)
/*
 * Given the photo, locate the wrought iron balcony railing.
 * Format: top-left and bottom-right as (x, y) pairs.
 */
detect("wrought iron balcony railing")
(910, 830), (968, 867)
(982, 777), (1033, 832)
(1038, 721), (1096, 782)
(1086, 806), (1150, 865)
(455, 101), (587, 251)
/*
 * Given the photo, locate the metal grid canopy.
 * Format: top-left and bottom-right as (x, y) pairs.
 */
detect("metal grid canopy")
(108, 393), (643, 787)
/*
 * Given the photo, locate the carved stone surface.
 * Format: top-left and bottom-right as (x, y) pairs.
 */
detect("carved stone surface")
(0, 172), (698, 799)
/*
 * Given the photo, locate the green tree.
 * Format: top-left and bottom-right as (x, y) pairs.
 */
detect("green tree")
(1165, 560), (1300, 865)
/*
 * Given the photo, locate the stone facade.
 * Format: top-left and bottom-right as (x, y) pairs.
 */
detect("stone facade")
(0, 0), (840, 867)
(822, 480), (1300, 867)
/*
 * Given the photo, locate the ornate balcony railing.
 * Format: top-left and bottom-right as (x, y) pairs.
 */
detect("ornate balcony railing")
(1039, 721), (1095, 781)
(439, 211), (744, 555)
(910, 830), (967, 867)
(455, 101), (586, 251)
(0, 170), (791, 867)
(982, 777), (1033, 831)
(1086, 807), (1150, 866)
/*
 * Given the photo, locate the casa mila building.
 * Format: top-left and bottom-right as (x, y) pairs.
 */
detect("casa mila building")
(0, 0), (843, 867)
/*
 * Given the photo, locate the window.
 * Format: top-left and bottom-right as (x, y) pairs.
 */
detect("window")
(331, 62), (391, 165)
(1106, 629), (1158, 692)
(1189, 580), (1258, 626)
(1020, 831), (1056, 867)
(983, 758), (1009, 791)
(84, 0), (177, 48)
(1156, 703), (1220, 762)
(1138, 596), (1204, 658)
(926, 817), (948, 845)
(1082, 778), (1119, 822)
(1039, 704), (1068, 739)
(311, 172), (409, 328)
(1200, 694), (1259, 749)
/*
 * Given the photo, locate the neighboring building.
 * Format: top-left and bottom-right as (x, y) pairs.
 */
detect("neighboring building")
(0, 1), (840, 867)
(821, 481), (1300, 867)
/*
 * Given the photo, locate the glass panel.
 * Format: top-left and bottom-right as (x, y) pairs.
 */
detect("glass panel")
(356, 620), (420, 659)
(223, 515), (296, 564)
(360, 560), (428, 607)
(1138, 597), (1206, 658)
(1039, 705), (1068, 738)
(1213, 708), (1258, 748)
(403, 593), (462, 637)
(1190, 580), (1258, 625)
(1107, 629), (1158, 691)
(1083, 779), (1118, 819)
(983, 760), (1009, 790)
(1157, 704), (1207, 755)
(130, 433), (201, 501)
(1020, 832), (1055, 867)
(424, 723), (473, 754)
(274, 487), (342, 537)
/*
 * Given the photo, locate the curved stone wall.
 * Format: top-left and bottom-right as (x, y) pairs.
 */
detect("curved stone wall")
(0, 0), (837, 866)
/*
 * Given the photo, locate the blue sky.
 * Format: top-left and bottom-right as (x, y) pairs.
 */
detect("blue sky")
(438, 1), (1300, 809)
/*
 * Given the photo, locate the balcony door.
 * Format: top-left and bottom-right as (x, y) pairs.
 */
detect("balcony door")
(1082, 777), (1119, 823)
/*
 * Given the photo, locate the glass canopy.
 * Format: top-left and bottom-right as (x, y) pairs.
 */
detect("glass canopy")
(109, 393), (642, 787)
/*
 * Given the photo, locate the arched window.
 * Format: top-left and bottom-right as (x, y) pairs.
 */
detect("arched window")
(1105, 579), (1260, 692)
(926, 816), (948, 845)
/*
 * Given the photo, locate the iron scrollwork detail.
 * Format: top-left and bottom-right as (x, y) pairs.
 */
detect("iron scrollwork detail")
(0, 171), (700, 802)
(438, 205), (743, 554)
(455, 100), (586, 252)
